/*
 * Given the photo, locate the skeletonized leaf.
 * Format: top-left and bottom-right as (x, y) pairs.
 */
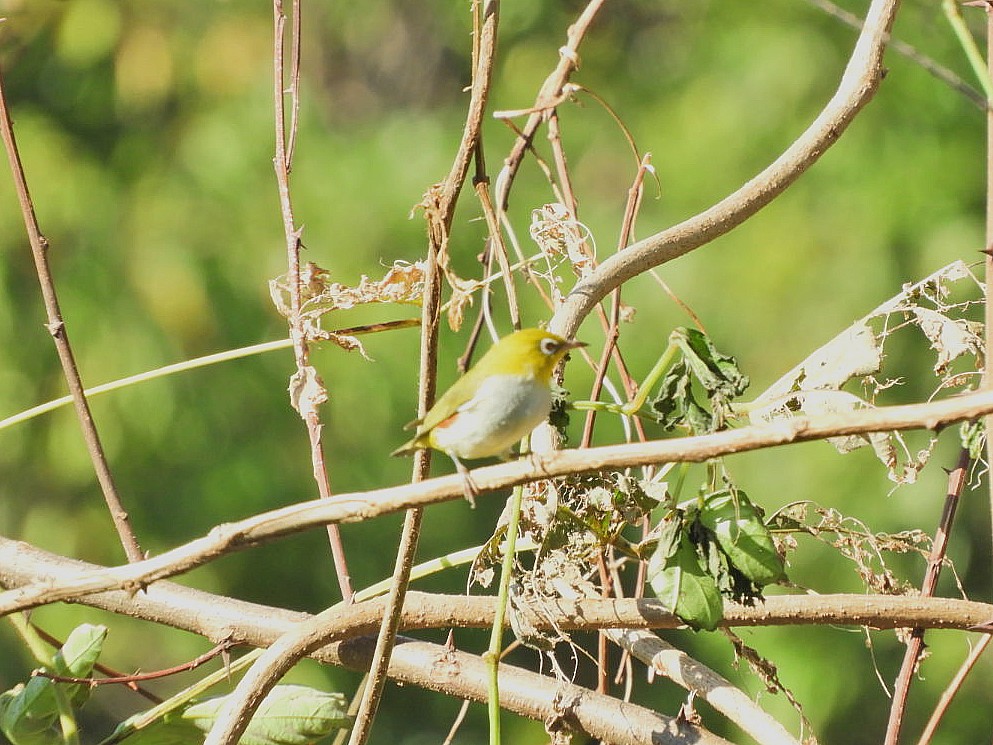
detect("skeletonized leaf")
(912, 307), (983, 375)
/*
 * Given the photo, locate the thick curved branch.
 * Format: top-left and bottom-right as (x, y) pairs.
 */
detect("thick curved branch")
(549, 0), (901, 338)
(2, 387), (992, 618)
(337, 637), (734, 745)
(607, 628), (800, 745)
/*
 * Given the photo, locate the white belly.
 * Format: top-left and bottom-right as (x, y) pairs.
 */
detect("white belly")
(430, 374), (552, 460)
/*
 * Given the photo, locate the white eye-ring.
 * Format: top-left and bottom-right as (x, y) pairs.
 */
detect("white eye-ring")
(540, 337), (560, 356)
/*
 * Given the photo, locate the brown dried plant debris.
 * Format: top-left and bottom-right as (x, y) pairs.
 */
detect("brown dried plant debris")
(473, 474), (659, 653)
(750, 261), (984, 485)
(269, 260), (426, 355)
(770, 501), (944, 596)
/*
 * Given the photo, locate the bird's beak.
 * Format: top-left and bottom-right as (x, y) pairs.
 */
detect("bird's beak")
(564, 338), (587, 350)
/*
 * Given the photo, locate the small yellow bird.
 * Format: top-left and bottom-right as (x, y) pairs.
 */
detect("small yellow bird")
(392, 328), (585, 499)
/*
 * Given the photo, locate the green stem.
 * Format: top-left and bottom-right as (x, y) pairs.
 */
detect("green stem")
(0, 339), (294, 432)
(486, 482), (525, 745)
(571, 337), (679, 419)
(52, 686), (80, 745)
(622, 338), (680, 415)
(943, 0), (993, 99)
(352, 538), (537, 603)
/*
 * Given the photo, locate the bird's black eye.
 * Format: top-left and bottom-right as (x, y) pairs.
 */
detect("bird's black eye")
(540, 337), (560, 356)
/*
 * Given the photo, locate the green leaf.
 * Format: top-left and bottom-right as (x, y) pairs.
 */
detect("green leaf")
(182, 685), (351, 745)
(651, 359), (714, 432)
(672, 327), (750, 400)
(647, 534), (723, 631)
(0, 679), (61, 745)
(53, 623), (108, 708)
(649, 329), (749, 434)
(698, 491), (785, 586)
(111, 715), (204, 745)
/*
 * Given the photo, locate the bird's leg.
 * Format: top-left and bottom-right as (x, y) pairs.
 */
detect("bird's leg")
(449, 453), (479, 508)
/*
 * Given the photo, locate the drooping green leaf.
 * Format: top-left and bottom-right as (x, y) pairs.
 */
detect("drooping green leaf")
(182, 685), (351, 745)
(651, 359), (714, 433)
(647, 533), (723, 631)
(698, 491), (785, 586)
(672, 327), (749, 400)
(649, 329), (749, 434)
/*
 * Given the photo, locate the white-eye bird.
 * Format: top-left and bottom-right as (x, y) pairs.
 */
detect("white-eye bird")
(392, 328), (585, 500)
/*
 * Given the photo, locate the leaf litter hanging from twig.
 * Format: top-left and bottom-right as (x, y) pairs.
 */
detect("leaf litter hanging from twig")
(750, 260), (984, 484)
(269, 259), (426, 357)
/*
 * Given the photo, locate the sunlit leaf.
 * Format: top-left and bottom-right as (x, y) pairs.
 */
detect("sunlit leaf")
(182, 685), (351, 745)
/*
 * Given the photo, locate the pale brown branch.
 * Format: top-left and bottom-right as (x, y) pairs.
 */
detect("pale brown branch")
(549, 0), (902, 340)
(0, 58), (142, 564)
(3, 539), (993, 639)
(272, 0), (353, 602)
(3, 388), (993, 618)
(345, 4), (503, 742)
(607, 628), (801, 745)
(4, 534), (993, 745)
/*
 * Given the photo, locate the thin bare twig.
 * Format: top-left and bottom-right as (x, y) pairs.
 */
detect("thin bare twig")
(580, 155), (651, 447)
(271, 0), (354, 602)
(494, 0), (607, 210)
(0, 61), (143, 564)
(30, 623), (161, 704)
(805, 0), (987, 109)
(34, 639), (233, 687)
(285, 0), (302, 165)
(884, 448), (970, 745)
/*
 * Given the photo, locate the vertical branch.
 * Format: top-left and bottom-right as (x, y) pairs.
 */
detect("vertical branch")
(346, 3), (501, 743)
(286, 0), (303, 165)
(985, 0), (993, 607)
(272, 0), (353, 602)
(0, 64), (143, 564)
(884, 448), (970, 745)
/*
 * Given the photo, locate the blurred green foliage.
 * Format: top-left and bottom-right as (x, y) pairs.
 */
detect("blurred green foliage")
(0, 0), (990, 743)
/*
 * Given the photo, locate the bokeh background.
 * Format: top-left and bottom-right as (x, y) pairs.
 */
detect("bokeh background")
(0, 1), (989, 743)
